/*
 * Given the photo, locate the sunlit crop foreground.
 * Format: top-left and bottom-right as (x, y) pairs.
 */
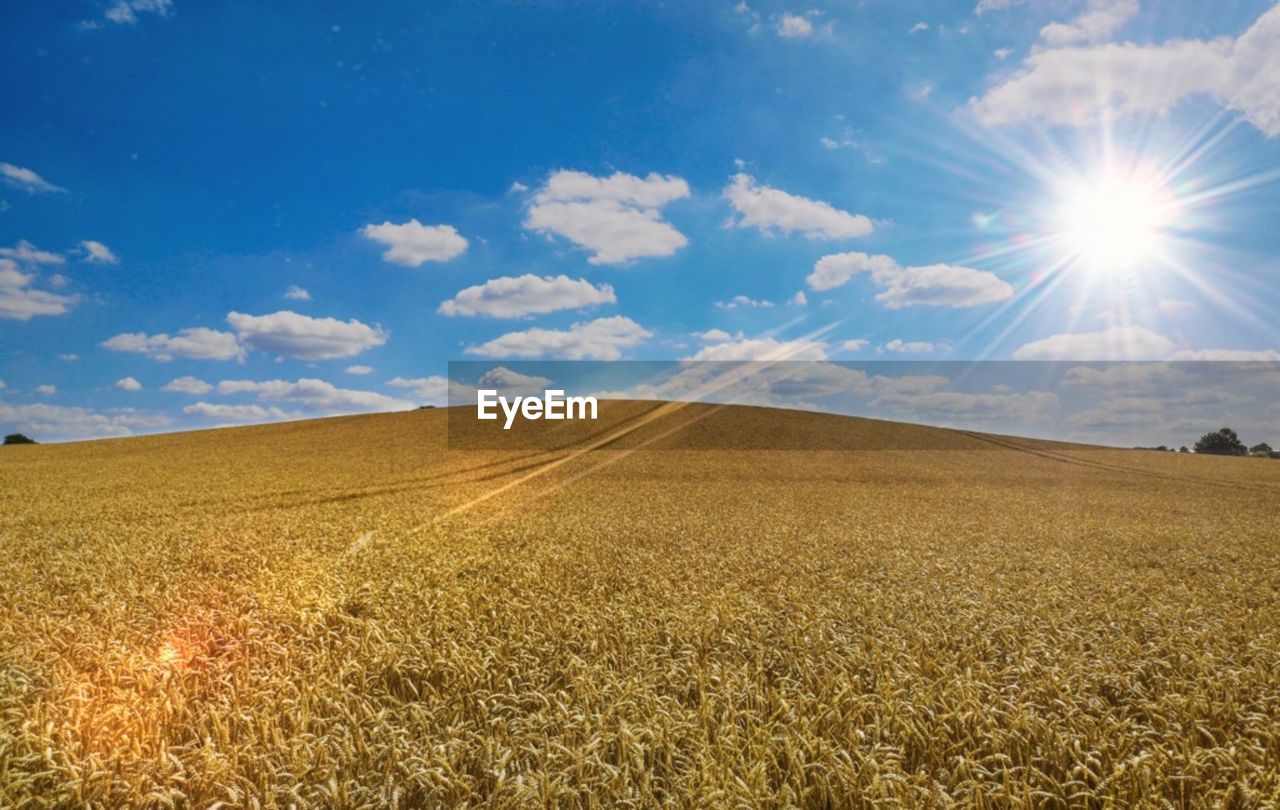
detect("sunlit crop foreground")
(2, 401), (1278, 807)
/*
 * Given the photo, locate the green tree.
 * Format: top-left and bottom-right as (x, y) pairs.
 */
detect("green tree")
(3, 433), (37, 445)
(1194, 428), (1248, 456)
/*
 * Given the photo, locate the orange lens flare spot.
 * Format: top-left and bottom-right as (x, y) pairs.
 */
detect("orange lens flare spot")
(156, 640), (183, 667)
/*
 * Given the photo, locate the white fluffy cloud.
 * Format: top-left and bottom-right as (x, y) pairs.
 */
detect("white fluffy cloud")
(1168, 348), (1280, 361)
(226, 310), (386, 359)
(807, 251), (1013, 308)
(1039, 0), (1138, 46)
(975, 0), (1025, 14)
(0, 401), (169, 440)
(438, 274), (615, 318)
(105, 311), (386, 362)
(437, 367), (555, 404)
(524, 170), (690, 265)
(715, 295), (775, 310)
(362, 219), (468, 267)
(777, 14), (813, 38)
(877, 263), (1014, 309)
(0, 260), (77, 320)
(162, 375), (213, 394)
(115, 377), (142, 391)
(345, 364), (373, 375)
(599, 361), (873, 411)
(183, 402), (299, 423)
(466, 316), (652, 360)
(972, 40), (1226, 127)
(687, 335), (828, 361)
(807, 252), (899, 292)
(972, 5), (1280, 137)
(1060, 364), (1188, 391)
(102, 327), (244, 362)
(884, 339), (937, 353)
(872, 375), (951, 398)
(693, 328), (735, 343)
(724, 174), (873, 239)
(386, 376), (452, 405)
(0, 163), (65, 194)
(1012, 326), (1176, 360)
(81, 240), (119, 265)
(217, 378), (412, 413)
(871, 389), (1060, 425)
(283, 285), (311, 301)
(101, 0), (172, 25)
(476, 366), (553, 391)
(35, 385), (56, 396)
(0, 241), (64, 265)
(1064, 397), (1166, 429)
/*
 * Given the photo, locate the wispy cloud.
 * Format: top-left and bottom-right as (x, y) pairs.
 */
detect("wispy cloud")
(0, 163), (65, 194)
(81, 240), (119, 265)
(83, 0), (173, 28)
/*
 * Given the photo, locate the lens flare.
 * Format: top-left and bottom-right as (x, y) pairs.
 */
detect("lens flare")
(156, 640), (184, 668)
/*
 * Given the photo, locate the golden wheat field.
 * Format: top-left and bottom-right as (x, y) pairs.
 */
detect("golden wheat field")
(1, 400), (1278, 807)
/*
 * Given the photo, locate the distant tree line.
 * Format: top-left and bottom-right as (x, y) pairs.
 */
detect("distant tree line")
(1139, 427), (1279, 458)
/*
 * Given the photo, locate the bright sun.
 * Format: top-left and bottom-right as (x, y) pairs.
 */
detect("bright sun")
(1054, 169), (1175, 272)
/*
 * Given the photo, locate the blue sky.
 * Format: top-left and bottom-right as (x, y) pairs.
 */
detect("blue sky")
(3, 0), (1280, 440)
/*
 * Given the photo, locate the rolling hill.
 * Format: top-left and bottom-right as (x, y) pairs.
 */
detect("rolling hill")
(1, 402), (1278, 806)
